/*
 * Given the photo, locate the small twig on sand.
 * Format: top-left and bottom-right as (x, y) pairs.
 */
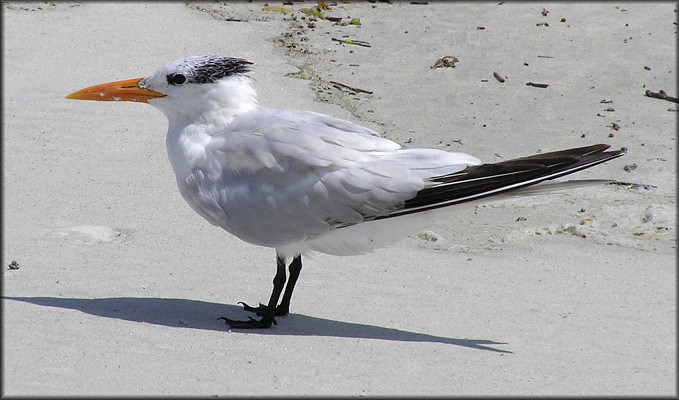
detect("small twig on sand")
(645, 89), (679, 103)
(329, 80), (373, 94)
(331, 38), (371, 47)
(526, 82), (549, 88)
(493, 72), (505, 83)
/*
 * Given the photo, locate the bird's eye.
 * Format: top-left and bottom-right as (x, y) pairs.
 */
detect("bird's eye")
(168, 73), (187, 85)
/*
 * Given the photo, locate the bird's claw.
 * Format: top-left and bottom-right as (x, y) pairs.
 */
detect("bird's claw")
(219, 301), (279, 328)
(238, 301), (289, 317)
(218, 298), (291, 328)
(238, 301), (268, 316)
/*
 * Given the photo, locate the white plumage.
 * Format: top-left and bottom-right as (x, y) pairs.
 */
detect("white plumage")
(136, 57), (481, 257)
(66, 55), (624, 328)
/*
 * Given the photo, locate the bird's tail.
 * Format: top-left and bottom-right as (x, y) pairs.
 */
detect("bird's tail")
(379, 144), (625, 220)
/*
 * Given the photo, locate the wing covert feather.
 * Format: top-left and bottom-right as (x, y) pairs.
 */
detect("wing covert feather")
(185, 107), (478, 248)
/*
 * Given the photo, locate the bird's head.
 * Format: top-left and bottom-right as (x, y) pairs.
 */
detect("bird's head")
(66, 56), (258, 123)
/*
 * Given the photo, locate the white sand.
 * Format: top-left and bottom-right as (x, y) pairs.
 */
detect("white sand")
(2, 2), (676, 395)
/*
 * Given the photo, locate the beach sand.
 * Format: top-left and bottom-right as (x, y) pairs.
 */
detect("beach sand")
(2, 2), (676, 395)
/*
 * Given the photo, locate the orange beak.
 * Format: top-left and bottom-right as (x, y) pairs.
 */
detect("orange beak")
(65, 78), (165, 103)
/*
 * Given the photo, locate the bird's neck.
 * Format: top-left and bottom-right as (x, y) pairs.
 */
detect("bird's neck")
(160, 75), (259, 129)
(162, 76), (261, 185)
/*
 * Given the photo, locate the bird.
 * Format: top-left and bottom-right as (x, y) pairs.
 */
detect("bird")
(66, 55), (625, 329)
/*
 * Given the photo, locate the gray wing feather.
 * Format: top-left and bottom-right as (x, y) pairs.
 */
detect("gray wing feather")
(187, 108), (478, 248)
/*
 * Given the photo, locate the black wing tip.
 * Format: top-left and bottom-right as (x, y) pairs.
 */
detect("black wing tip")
(585, 143), (627, 156)
(590, 143), (627, 160)
(516, 143), (626, 161)
(390, 143), (626, 218)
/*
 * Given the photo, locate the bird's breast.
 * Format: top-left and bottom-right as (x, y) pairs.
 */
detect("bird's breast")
(164, 124), (291, 247)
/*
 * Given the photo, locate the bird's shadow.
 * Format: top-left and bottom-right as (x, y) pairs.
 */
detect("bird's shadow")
(4, 296), (510, 353)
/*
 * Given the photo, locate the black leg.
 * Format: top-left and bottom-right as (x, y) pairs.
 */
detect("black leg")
(219, 253), (302, 329)
(276, 255), (302, 316)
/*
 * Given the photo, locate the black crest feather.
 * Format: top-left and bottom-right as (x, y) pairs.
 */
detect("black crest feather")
(178, 56), (253, 84)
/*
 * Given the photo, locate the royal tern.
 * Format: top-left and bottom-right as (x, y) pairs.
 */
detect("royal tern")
(67, 55), (624, 329)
